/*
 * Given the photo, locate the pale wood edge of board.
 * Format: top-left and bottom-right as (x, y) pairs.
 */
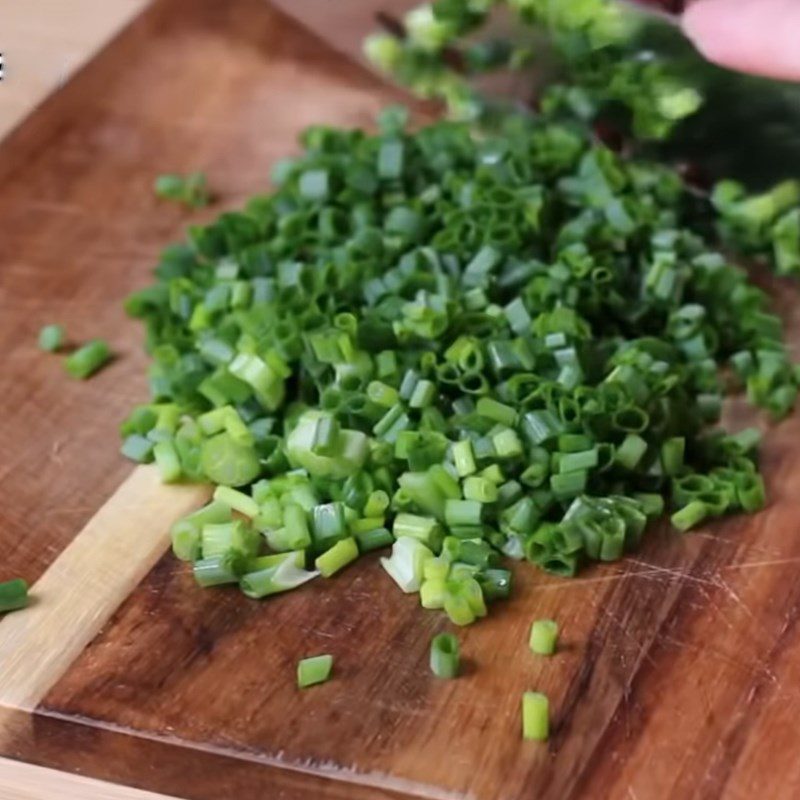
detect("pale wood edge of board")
(0, 753), (182, 800)
(0, 465), (210, 713)
(0, 0), (151, 143)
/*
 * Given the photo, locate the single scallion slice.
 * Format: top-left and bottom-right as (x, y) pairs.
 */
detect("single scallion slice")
(200, 433), (260, 487)
(297, 654), (333, 688)
(240, 559), (319, 598)
(315, 537), (359, 577)
(0, 578), (29, 613)
(522, 691), (549, 741)
(429, 633), (460, 678)
(529, 619), (559, 656)
(65, 340), (111, 379)
(38, 324), (66, 352)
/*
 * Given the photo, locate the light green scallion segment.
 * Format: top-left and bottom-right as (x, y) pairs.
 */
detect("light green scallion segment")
(240, 559), (319, 598)
(463, 476), (498, 503)
(38, 324), (66, 352)
(193, 553), (241, 587)
(201, 519), (259, 559)
(529, 619), (559, 656)
(430, 633), (460, 678)
(452, 440), (477, 477)
(154, 171), (210, 208)
(381, 536), (433, 593)
(671, 500), (708, 532)
(297, 654), (333, 688)
(153, 440), (181, 483)
(522, 692), (549, 742)
(171, 501), (232, 561)
(213, 485), (260, 518)
(314, 537), (359, 577)
(65, 340), (111, 379)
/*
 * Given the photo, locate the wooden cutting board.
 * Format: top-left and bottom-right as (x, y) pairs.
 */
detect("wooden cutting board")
(3, 1), (800, 798)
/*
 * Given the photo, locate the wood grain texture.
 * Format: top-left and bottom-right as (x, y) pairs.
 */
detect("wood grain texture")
(0, 466), (208, 711)
(0, 755), (181, 800)
(0, 705), (416, 800)
(3, 0), (800, 799)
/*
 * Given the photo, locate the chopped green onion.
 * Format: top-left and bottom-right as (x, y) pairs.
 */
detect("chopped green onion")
(125, 101), (800, 635)
(463, 476), (498, 503)
(153, 440), (181, 483)
(615, 435), (648, 470)
(671, 500), (708, 532)
(367, 381), (399, 408)
(154, 172), (210, 208)
(522, 692), (549, 742)
(444, 499), (483, 528)
(38, 324), (65, 352)
(355, 527), (394, 552)
(315, 537), (359, 577)
(380, 536), (433, 593)
(476, 397), (517, 426)
(193, 553), (242, 587)
(121, 434), (155, 464)
(452, 439), (477, 477)
(201, 433), (260, 487)
(245, 551), (305, 572)
(0, 578), (29, 613)
(430, 633), (460, 678)
(213, 485), (259, 518)
(409, 379), (436, 408)
(363, 490), (390, 518)
(297, 654), (333, 688)
(65, 340), (111, 379)
(240, 558), (319, 598)
(171, 501), (232, 561)
(529, 619), (559, 656)
(201, 519), (259, 559)
(558, 448), (599, 474)
(393, 513), (443, 550)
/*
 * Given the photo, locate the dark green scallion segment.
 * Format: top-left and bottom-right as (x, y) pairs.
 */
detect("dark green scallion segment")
(0, 579), (29, 613)
(430, 633), (460, 678)
(38, 324), (66, 352)
(355, 527), (394, 553)
(65, 340), (111, 379)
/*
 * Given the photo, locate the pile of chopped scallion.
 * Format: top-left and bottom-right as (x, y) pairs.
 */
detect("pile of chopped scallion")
(121, 99), (799, 626)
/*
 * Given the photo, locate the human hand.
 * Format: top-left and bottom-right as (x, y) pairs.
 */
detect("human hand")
(682, 0), (800, 81)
